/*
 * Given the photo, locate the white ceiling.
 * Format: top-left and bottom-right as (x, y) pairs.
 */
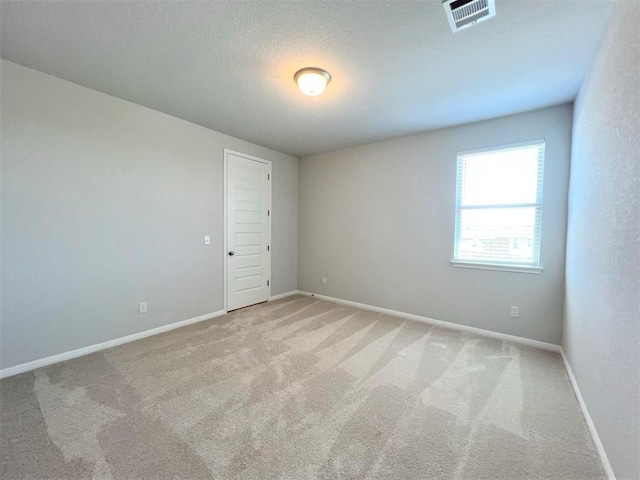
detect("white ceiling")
(1, 0), (613, 157)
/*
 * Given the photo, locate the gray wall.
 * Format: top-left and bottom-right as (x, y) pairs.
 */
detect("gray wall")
(564, 1), (640, 478)
(1, 60), (298, 369)
(299, 105), (572, 344)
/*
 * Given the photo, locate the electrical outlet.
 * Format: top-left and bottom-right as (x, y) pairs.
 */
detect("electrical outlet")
(510, 306), (519, 318)
(139, 301), (148, 314)
(204, 235), (211, 245)
(321, 277), (327, 285)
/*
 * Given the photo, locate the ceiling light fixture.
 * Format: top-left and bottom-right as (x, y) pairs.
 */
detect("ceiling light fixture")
(294, 67), (331, 96)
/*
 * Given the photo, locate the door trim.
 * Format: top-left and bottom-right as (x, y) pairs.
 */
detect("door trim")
(223, 149), (272, 313)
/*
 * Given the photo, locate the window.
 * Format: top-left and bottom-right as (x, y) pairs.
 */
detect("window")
(452, 140), (545, 273)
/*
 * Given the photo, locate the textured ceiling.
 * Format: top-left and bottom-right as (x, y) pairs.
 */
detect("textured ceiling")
(1, 0), (613, 157)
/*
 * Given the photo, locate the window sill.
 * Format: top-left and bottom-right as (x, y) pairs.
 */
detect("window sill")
(450, 260), (543, 274)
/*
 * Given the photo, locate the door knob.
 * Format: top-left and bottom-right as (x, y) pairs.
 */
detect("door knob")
(228, 251), (235, 256)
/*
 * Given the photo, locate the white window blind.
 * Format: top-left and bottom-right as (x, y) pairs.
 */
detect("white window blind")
(453, 140), (545, 270)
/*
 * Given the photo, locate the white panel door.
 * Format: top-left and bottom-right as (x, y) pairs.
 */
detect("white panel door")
(226, 152), (271, 311)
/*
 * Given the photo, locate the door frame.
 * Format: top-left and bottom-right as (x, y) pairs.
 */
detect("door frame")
(223, 149), (272, 313)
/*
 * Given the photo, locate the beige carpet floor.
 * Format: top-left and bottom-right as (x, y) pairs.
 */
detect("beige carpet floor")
(1, 295), (604, 479)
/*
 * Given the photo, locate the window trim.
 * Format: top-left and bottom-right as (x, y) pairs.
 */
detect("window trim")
(450, 260), (543, 274)
(452, 139), (546, 272)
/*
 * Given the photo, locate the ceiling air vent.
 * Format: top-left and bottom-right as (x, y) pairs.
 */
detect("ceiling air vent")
(443, 0), (496, 33)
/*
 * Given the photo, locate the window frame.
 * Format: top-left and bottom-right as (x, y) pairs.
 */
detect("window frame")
(451, 139), (546, 274)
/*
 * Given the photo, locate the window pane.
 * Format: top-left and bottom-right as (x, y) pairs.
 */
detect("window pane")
(456, 207), (539, 264)
(461, 146), (540, 206)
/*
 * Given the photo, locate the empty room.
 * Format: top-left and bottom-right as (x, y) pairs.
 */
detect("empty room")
(1, 0), (638, 479)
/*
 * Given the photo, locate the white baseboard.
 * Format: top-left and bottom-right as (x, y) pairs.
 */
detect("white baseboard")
(560, 350), (616, 480)
(269, 290), (302, 301)
(299, 291), (561, 352)
(0, 310), (226, 379)
(0, 292), (302, 379)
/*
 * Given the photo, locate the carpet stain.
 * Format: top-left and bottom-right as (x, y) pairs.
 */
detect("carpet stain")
(34, 371), (125, 479)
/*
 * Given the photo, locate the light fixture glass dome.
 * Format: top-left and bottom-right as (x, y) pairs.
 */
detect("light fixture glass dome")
(294, 67), (331, 96)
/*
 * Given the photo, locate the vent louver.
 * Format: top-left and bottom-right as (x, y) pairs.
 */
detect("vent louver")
(443, 0), (496, 33)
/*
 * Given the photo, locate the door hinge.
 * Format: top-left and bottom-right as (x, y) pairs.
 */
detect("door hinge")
(268, 174), (270, 180)
(267, 245), (270, 251)
(268, 209), (270, 216)
(267, 280), (270, 286)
